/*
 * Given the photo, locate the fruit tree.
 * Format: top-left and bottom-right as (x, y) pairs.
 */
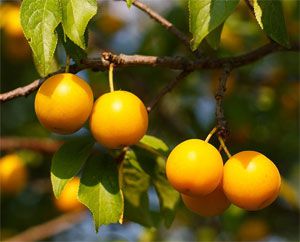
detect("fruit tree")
(1, 0), (299, 241)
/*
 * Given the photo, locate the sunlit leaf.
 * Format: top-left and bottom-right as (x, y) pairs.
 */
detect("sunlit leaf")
(78, 155), (123, 231)
(139, 135), (169, 156)
(20, 0), (61, 76)
(60, 0), (97, 49)
(188, 0), (239, 51)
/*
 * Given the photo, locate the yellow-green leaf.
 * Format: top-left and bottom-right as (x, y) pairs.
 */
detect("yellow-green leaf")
(20, 0), (61, 76)
(60, 0), (97, 49)
(188, 0), (239, 51)
(78, 155), (123, 231)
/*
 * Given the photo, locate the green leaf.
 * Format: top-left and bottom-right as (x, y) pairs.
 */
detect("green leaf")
(123, 150), (154, 227)
(126, 0), (134, 8)
(20, 0), (61, 77)
(124, 148), (144, 172)
(133, 148), (180, 227)
(206, 23), (224, 50)
(139, 135), (169, 155)
(253, 0), (290, 47)
(60, 0), (97, 49)
(152, 157), (180, 227)
(188, 0), (239, 51)
(78, 155), (123, 231)
(57, 24), (87, 64)
(51, 137), (94, 198)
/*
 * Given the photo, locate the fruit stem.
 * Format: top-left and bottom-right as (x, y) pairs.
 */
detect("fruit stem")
(218, 136), (232, 158)
(205, 127), (218, 143)
(109, 63), (115, 92)
(65, 55), (70, 73)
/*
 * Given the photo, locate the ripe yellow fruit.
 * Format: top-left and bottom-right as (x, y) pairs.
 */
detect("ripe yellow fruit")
(54, 177), (84, 212)
(223, 151), (281, 211)
(0, 5), (23, 38)
(181, 183), (231, 216)
(166, 139), (223, 196)
(90, 90), (148, 149)
(35, 73), (94, 134)
(0, 154), (27, 194)
(0, 5), (30, 60)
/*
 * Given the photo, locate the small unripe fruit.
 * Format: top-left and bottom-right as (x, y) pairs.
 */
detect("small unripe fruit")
(90, 90), (148, 149)
(166, 139), (223, 196)
(223, 151), (281, 211)
(35, 73), (94, 134)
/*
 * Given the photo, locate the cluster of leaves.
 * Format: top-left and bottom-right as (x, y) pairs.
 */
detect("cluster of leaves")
(189, 0), (289, 50)
(20, 0), (290, 77)
(20, 0), (97, 76)
(51, 135), (179, 231)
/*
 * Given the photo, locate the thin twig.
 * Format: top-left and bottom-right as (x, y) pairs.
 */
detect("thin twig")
(215, 65), (232, 139)
(5, 211), (86, 242)
(1, 42), (298, 103)
(205, 127), (218, 143)
(147, 70), (192, 112)
(109, 63), (115, 92)
(0, 79), (41, 102)
(0, 137), (63, 154)
(218, 136), (232, 159)
(130, 0), (191, 49)
(65, 55), (71, 73)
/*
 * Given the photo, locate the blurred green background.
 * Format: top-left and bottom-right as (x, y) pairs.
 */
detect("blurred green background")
(1, 0), (299, 241)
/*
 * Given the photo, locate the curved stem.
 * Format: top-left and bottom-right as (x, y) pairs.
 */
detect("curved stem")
(205, 127), (218, 143)
(218, 136), (232, 159)
(109, 63), (115, 92)
(65, 55), (70, 73)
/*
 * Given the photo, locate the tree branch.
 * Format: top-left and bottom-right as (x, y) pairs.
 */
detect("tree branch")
(0, 137), (63, 154)
(1, 42), (298, 103)
(5, 211), (86, 242)
(147, 70), (192, 112)
(130, 0), (191, 50)
(215, 65), (232, 139)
